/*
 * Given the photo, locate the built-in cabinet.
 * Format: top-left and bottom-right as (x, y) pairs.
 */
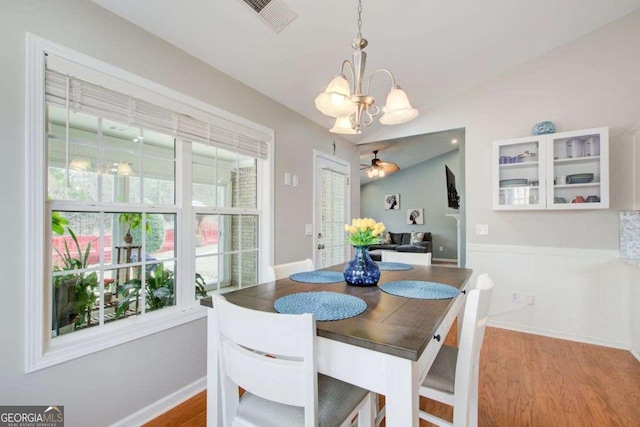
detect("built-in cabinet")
(493, 127), (609, 210)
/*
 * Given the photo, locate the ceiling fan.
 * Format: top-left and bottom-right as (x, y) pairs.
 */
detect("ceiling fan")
(361, 150), (400, 178)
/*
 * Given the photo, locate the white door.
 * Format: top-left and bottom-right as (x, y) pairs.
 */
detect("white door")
(314, 151), (351, 269)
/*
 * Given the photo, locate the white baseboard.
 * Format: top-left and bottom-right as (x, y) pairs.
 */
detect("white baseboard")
(488, 320), (629, 350)
(110, 376), (206, 427)
(632, 350), (640, 363)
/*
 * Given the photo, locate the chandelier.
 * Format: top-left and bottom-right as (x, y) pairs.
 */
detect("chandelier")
(315, 0), (418, 134)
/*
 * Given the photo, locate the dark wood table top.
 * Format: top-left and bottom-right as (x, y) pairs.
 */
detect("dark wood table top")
(201, 264), (473, 360)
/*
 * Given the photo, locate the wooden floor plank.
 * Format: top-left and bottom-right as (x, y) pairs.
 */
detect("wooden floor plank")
(144, 327), (640, 427)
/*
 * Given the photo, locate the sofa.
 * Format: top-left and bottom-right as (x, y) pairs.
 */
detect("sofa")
(368, 231), (432, 261)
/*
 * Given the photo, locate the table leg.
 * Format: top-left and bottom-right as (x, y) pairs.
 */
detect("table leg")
(385, 356), (419, 427)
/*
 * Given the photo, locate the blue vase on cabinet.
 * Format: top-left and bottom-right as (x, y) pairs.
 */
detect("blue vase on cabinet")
(343, 246), (380, 286)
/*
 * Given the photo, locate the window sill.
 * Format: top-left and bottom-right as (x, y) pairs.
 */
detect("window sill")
(26, 303), (207, 373)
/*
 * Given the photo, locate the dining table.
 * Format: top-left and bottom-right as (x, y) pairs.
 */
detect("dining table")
(201, 262), (473, 427)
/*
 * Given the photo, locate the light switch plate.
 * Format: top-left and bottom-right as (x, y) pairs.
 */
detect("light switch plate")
(284, 172), (291, 186)
(292, 175), (299, 187)
(476, 224), (489, 235)
(305, 224), (312, 236)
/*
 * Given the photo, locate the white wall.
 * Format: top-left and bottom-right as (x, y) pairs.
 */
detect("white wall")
(372, 11), (640, 346)
(0, 2), (359, 425)
(361, 150), (460, 260)
(631, 127), (640, 359)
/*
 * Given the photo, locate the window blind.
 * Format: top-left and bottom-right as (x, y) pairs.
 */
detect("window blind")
(321, 167), (348, 267)
(45, 69), (269, 159)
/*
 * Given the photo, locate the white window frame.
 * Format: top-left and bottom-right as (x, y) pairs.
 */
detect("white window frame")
(25, 34), (274, 372)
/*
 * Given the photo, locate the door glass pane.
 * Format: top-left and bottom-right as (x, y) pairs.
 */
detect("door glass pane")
(550, 133), (601, 206)
(321, 168), (348, 267)
(497, 140), (540, 207)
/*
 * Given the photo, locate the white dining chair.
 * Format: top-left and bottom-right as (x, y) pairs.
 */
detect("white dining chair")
(373, 274), (493, 427)
(417, 273), (494, 427)
(266, 258), (314, 281)
(212, 294), (375, 427)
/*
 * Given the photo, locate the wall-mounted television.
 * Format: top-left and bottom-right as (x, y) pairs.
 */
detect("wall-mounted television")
(445, 165), (460, 210)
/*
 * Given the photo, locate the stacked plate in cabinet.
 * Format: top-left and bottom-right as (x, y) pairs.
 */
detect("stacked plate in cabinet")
(499, 178), (528, 187)
(566, 173), (594, 184)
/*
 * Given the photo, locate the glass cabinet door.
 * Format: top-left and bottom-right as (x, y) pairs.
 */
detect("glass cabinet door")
(545, 128), (609, 209)
(493, 136), (546, 210)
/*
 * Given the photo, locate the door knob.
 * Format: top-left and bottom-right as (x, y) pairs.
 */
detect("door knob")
(317, 244), (325, 250)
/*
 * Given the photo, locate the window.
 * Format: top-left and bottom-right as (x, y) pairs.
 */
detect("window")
(26, 35), (273, 371)
(192, 144), (260, 292)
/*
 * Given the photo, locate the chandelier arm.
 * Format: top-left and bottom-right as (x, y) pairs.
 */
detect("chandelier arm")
(367, 105), (380, 119)
(340, 60), (356, 92)
(366, 69), (397, 95)
(362, 109), (374, 127)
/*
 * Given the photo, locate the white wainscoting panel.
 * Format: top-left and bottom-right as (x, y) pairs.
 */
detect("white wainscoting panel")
(467, 243), (630, 349)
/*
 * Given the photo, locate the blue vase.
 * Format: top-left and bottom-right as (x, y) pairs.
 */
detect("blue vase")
(343, 246), (380, 286)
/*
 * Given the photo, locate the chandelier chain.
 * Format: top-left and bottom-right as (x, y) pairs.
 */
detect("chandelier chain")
(356, 0), (363, 38)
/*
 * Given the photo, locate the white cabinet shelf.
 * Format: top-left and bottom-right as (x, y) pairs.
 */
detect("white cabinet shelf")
(554, 182), (600, 189)
(493, 127), (609, 210)
(499, 161), (539, 170)
(554, 156), (601, 165)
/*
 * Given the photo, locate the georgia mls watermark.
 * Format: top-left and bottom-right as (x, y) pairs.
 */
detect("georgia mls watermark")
(0, 406), (64, 427)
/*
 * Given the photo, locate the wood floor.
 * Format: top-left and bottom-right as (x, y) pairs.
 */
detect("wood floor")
(144, 327), (640, 426)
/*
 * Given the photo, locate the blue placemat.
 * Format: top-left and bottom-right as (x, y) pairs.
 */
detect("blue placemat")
(380, 281), (461, 300)
(274, 291), (367, 321)
(289, 271), (345, 284)
(376, 262), (414, 271)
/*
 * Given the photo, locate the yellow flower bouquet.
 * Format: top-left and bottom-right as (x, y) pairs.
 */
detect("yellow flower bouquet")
(344, 218), (386, 247)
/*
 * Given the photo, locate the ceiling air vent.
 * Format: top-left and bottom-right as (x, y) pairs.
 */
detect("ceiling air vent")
(239, 0), (297, 33)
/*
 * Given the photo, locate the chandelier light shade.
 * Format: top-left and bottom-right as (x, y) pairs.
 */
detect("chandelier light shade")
(379, 86), (419, 125)
(330, 116), (361, 134)
(314, 75), (356, 117)
(316, 0), (418, 134)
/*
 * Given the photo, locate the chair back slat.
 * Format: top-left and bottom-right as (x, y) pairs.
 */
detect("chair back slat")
(213, 295), (317, 422)
(216, 294), (312, 357)
(222, 340), (310, 406)
(269, 258), (315, 281)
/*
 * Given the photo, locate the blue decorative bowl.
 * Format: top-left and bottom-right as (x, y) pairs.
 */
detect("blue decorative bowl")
(531, 121), (556, 135)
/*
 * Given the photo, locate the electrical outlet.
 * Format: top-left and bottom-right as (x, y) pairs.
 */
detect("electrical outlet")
(439, 246), (444, 251)
(476, 224), (489, 235)
(527, 295), (535, 305)
(511, 291), (522, 304)
(284, 172), (291, 186)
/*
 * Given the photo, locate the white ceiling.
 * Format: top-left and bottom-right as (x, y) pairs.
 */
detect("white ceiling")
(92, 0), (640, 175)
